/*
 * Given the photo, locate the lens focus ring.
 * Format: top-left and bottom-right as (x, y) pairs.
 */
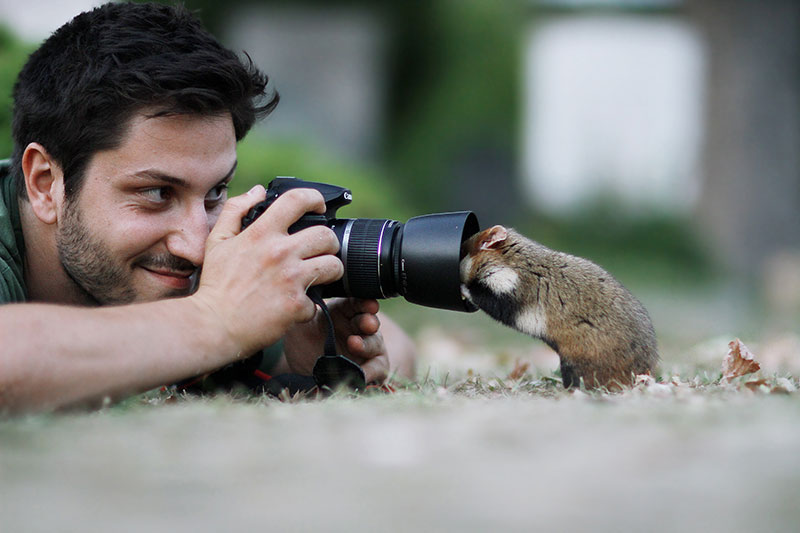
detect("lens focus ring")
(342, 219), (388, 298)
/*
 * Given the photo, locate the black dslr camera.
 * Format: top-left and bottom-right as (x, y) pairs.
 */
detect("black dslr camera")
(240, 177), (479, 390)
(241, 177), (480, 312)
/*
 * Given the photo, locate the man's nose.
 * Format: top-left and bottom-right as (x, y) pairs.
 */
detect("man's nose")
(165, 203), (212, 267)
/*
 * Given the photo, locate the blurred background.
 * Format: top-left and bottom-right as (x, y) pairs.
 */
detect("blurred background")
(1, 0), (798, 374)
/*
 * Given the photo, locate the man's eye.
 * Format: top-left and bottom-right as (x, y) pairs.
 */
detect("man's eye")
(205, 184), (229, 206)
(141, 187), (172, 204)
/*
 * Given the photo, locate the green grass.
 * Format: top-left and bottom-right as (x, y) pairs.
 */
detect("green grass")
(3, 366), (799, 532)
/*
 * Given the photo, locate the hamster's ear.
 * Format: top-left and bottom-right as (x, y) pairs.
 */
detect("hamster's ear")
(480, 225), (508, 250)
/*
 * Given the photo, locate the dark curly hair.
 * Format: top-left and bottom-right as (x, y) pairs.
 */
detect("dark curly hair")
(11, 1), (278, 199)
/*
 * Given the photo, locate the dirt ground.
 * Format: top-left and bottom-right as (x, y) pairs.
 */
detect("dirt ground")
(2, 284), (799, 532)
(2, 379), (799, 532)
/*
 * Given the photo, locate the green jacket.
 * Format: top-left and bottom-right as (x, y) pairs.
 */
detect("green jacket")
(0, 158), (26, 303)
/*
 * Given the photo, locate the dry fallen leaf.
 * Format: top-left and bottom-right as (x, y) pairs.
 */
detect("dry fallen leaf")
(743, 378), (770, 392)
(507, 359), (530, 380)
(722, 338), (761, 381)
(743, 377), (797, 394)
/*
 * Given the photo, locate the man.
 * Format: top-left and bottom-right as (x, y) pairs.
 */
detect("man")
(0, 2), (415, 413)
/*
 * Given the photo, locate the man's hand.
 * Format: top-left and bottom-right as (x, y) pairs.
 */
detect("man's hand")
(191, 185), (344, 357)
(283, 298), (390, 384)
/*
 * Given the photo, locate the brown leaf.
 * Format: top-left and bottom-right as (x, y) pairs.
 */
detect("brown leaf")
(722, 338), (761, 381)
(743, 378), (770, 392)
(743, 377), (797, 394)
(507, 359), (530, 380)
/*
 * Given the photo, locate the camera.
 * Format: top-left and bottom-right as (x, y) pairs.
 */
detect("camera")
(241, 177), (480, 312)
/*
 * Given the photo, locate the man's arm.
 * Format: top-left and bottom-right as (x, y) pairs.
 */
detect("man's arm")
(0, 186), (343, 413)
(0, 297), (238, 411)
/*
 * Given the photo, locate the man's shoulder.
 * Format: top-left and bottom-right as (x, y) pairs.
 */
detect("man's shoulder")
(0, 158), (27, 303)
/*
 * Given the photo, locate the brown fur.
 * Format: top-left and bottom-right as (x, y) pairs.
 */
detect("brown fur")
(460, 225), (658, 390)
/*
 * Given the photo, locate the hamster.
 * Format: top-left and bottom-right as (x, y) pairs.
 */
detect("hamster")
(460, 225), (658, 390)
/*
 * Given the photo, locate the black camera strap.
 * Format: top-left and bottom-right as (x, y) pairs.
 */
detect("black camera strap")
(306, 288), (338, 358)
(307, 288), (367, 390)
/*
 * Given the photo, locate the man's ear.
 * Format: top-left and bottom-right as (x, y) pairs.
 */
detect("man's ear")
(21, 142), (63, 225)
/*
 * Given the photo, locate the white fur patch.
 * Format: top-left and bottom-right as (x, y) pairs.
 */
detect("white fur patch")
(459, 255), (473, 282)
(460, 284), (472, 301)
(484, 267), (519, 295)
(515, 305), (547, 338)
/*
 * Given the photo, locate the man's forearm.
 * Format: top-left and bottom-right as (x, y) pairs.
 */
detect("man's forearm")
(0, 296), (245, 413)
(0, 186), (345, 413)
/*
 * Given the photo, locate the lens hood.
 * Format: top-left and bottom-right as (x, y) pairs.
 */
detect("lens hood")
(399, 211), (480, 312)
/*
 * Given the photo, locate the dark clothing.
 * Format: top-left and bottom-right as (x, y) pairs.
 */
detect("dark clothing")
(0, 159), (26, 303)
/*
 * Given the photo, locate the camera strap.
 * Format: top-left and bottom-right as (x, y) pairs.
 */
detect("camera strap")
(306, 288), (338, 358)
(307, 288), (367, 390)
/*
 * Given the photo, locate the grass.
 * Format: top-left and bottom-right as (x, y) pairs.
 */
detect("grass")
(3, 388), (799, 532)
(3, 346), (799, 532)
(2, 280), (799, 532)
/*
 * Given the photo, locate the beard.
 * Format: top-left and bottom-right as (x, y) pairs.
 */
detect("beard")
(56, 203), (197, 306)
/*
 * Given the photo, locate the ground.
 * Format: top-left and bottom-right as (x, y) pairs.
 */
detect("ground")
(2, 283), (799, 532)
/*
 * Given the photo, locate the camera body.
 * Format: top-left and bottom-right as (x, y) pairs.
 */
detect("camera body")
(241, 177), (354, 235)
(242, 177), (480, 312)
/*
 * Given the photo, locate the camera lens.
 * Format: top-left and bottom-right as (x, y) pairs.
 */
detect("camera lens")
(323, 218), (403, 298)
(323, 211), (479, 312)
(328, 218), (402, 299)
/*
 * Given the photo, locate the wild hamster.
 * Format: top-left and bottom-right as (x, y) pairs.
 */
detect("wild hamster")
(460, 225), (658, 390)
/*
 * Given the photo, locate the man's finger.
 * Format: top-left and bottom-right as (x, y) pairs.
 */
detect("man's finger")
(328, 298), (380, 322)
(208, 184), (266, 243)
(287, 225), (341, 260)
(302, 255), (345, 289)
(360, 354), (389, 384)
(253, 188), (326, 234)
(350, 332), (384, 358)
(350, 313), (380, 336)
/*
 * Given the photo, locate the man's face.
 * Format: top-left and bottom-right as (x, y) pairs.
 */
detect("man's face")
(56, 111), (238, 305)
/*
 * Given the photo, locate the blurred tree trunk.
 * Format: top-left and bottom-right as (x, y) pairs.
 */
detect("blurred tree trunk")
(690, 0), (800, 277)
(384, 0), (524, 224)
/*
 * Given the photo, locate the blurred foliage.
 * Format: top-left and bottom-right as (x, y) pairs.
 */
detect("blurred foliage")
(383, 0), (524, 214)
(172, 0), (526, 215)
(0, 25), (34, 159)
(233, 134), (412, 221)
(0, 1), (714, 286)
(520, 205), (715, 288)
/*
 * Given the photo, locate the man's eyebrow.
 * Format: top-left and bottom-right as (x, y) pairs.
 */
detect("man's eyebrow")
(131, 160), (238, 187)
(221, 160), (238, 183)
